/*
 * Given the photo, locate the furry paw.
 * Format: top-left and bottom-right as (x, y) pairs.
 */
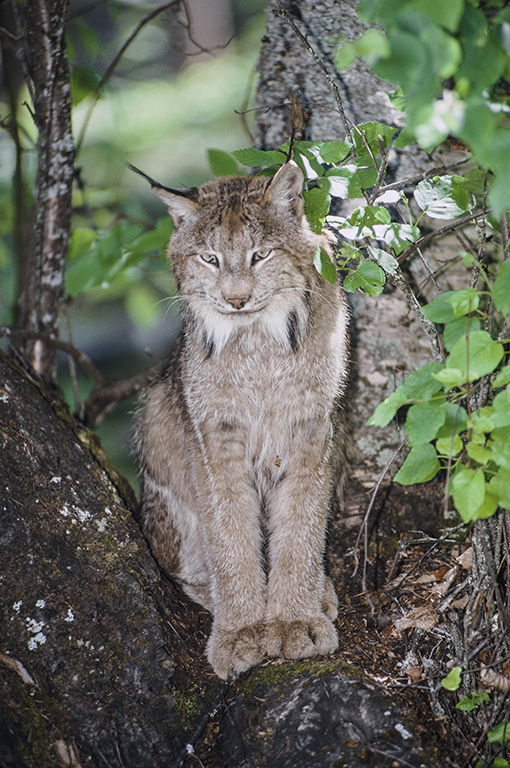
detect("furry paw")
(207, 623), (264, 679)
(264, 615), (338, 660)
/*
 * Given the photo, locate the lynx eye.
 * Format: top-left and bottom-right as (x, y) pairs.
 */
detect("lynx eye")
(200, 253), (219, 267)
(251, 248), (272, 264)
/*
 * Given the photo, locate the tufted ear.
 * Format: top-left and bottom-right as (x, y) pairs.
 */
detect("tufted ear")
(128, 164), (200, 227)
(263, 161), (304, 217)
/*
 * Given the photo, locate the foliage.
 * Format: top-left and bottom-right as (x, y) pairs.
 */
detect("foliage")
(335, 0), (510, 217)
(217, 118), (509, 524)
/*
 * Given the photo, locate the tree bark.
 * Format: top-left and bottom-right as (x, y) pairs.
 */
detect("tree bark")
(15, 0), (75, 380)
(0, 351), (218, 766)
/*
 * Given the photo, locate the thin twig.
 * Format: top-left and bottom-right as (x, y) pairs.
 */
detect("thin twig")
(275, 0), (352, 142)
(75, 1), (180, 154)
(397, 210), (488, 266)
(352, 437), (408, 596)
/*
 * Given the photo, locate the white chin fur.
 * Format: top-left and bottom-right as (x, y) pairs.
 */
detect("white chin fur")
(196, 295), (306, 355)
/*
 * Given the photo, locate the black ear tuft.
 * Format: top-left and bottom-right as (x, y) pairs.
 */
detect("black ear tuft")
(128, 163), (200, 226)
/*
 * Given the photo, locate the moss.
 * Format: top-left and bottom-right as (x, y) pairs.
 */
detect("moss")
(243, 658), (344, 699)
(172, 682), (201, 725)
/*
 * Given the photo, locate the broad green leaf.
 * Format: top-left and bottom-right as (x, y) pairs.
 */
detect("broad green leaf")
(490, 469), (510, 510)
(352, 121), (398, 157)
(472, 483), (499, 520)
(456, 692), (490, 712)
(422, 292), (456, 323)
(432, 368), (465, 388)
(304, 188), (331, 234)
(405, 401), (446, 446)
(207, 149), (239, 177)
(414, 0), (464, 33)
(451, 466), (486, 521)
(446, 331), (505, 382)
(367, 389), (408, 428)
(373, 222), (420, 254)
(441, 667), (462, 691)
(446, 288), (479, 318)
(493, 260), (510, 315)
(492, 388), (510, 428)
(319, 140), (351, 163)
(67, 227), (97, 263)
(436, 402), (468, 438)
(494, 365), (510, 388)
(231, 148), (286, 167)
(394, 444), (440, 485)
(443, 317), (481, 351)
(389, 86), (405, 111)
(344, 260), (385, 296)
(415, 177), (470, 219)
(367, 246), (398, 275)
(488, 722), (510, 744)
(436, 434), (463, 455)
(466, 443), (492, 465)
(491, 427), (510, 469)
(313, 246), (337, 284)
(70, 65), (101, 106)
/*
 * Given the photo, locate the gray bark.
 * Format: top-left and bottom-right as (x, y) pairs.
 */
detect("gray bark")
(15, 0), (75, 380)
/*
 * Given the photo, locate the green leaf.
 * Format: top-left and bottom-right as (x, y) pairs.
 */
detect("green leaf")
(389, 86), (406, 111)
(492, 388), (510, 428)
(493, 260), (510, 315)
(319, 140), (351, 163)
(446, 287), (479, 318)
(369, 361), (445, 428)
(432, 368), (465, 389)
(394, 444), (440, 485)
(488, 722), (510, 744)
(344, 260), (385, 296)
(443, 317), (481, 351)
(450, 466), (486, 521)
(441, 666), (462, 691)
(67, 227), (97, 263)
(490, 468), (510, 510)
(70, 65), (101, 106)
(231, 148), (287, 167)
(405, 401), (446, 446)
(304, 188), (331, 234)
(352, 122), (398, 157)
(436, 434), (463, 455)
(207, 149), (239, 177)
(494, 365), (510, 388)
(367, 246), (399, 274)
(446, 331), (505, 383)
(414, 0), (464, 33)
(456, 692), (490, 712)
(466, 443), (492, 465)
(491, 427), (510, 469)
(313, 246), (337, 284)
(415, 177), (470, 219)
(367, 390), (408, 428)
(422, 292), (456, 323)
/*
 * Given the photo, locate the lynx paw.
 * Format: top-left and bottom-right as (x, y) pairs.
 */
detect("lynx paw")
(207, 624), (264, 680)
(265, 615), (338, 660)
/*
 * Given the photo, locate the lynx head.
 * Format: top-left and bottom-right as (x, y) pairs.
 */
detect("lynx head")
(143, 162), (330, 353)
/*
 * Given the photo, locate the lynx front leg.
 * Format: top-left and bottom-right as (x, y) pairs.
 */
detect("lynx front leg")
(265, 432), (339, 661)
(198, 435), (267, 679)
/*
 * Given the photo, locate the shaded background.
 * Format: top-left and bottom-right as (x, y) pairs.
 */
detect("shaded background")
(0, 0), (267, 489)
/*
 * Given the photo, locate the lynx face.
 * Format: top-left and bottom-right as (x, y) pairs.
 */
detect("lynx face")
(159, 169), (319, 355)
(136, 162), (350, 679)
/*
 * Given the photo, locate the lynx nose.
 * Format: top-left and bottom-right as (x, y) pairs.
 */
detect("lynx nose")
(224, 295), (250, 310)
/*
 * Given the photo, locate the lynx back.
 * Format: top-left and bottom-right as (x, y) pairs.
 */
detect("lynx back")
(136, 162), (349, 679)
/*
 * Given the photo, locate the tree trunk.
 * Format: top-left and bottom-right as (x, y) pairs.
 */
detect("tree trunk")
(15, 0), (75, 380)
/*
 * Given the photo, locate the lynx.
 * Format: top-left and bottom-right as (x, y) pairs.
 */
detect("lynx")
(135, 161), (349, 679)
